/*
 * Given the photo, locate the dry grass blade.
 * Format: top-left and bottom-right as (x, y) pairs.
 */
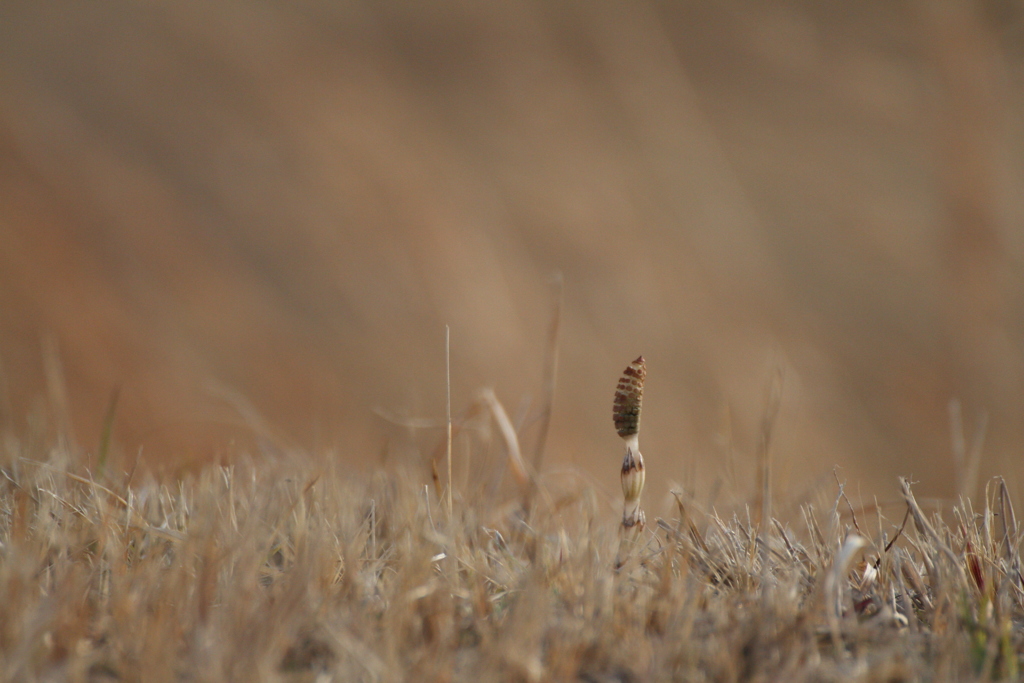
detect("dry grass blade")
(478, 389), (529, 490)
(899, 477), (966, 585)
(833, 469), (862, 536)
(997, 476), (1018, 560)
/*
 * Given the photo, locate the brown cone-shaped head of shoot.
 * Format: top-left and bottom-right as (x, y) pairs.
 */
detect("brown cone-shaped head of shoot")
(613, 356), (646, 441)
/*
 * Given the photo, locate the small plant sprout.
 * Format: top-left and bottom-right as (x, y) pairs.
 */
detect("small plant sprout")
(613, 356), (646, 532)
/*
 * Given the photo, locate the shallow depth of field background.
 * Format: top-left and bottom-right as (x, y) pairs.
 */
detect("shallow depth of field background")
(1, 1), (1023, 513)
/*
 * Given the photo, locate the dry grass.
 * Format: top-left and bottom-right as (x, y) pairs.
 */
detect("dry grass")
(1, 432), (1023, 683)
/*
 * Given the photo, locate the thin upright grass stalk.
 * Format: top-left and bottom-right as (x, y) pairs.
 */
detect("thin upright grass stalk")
(532, 272), (562, 473)
(756, 368), (782, 529)
(96, 385), (120, 477)
(948, 399), (988, 501)
(446, 325), (453, 520)
(756, 368), (782, 592)
(614, 356), (646, 532)
(42, 335), (76, 451)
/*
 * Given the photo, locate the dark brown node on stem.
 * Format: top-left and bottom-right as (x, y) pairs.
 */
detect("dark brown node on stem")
(621, 514), (645, 529)
(621, 448), (644, 477)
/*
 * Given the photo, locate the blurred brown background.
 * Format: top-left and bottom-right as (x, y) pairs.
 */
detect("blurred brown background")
(1, 0), (1023, 512)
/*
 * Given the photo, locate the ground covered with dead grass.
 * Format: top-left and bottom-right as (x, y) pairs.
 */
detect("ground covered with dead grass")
(1, 443), (1022, 682)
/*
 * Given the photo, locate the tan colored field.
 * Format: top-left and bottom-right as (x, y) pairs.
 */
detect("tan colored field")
(2, 441), (1024, 680)
(1, 0), (1023, 560)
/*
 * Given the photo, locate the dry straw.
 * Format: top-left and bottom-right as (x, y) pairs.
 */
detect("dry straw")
(5, 352), (1024, 679)
(4, 411), (1024, 678)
